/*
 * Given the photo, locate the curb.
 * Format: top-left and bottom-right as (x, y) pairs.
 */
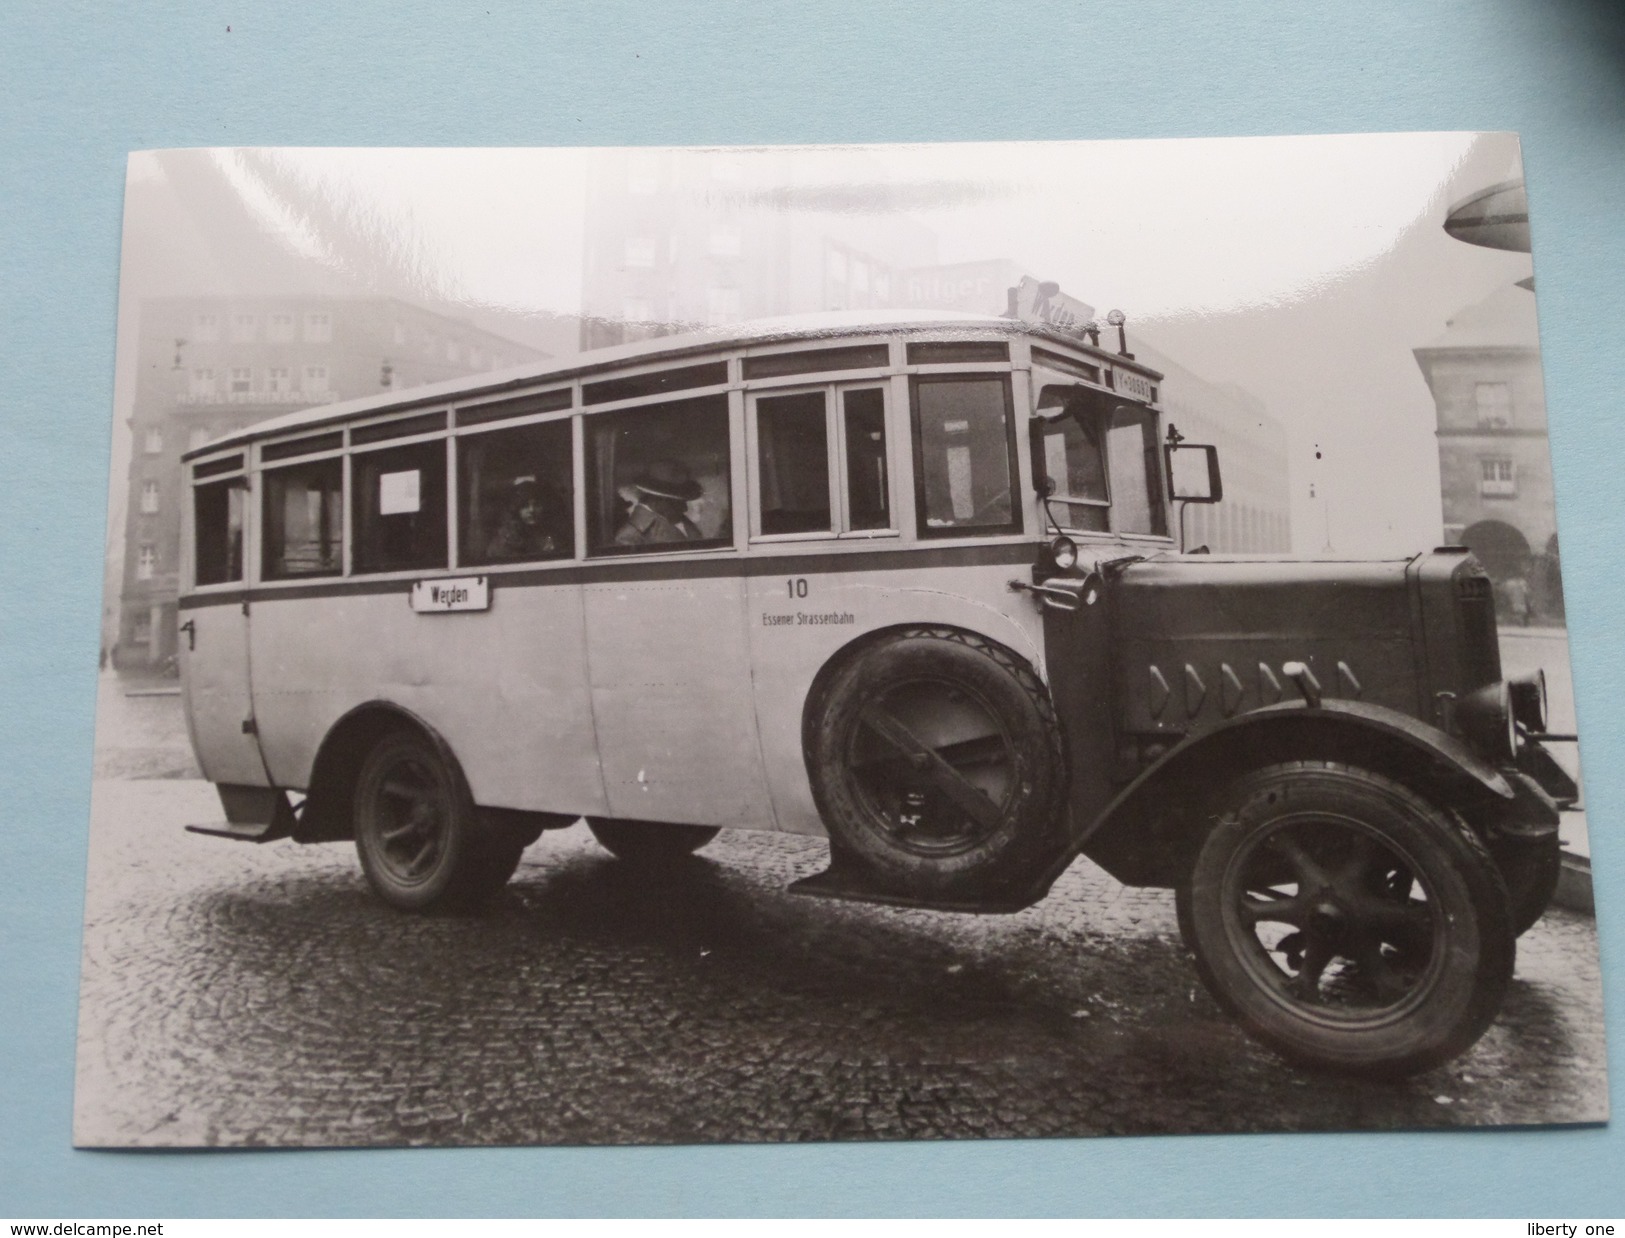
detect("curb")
(1554, 850), (1594, 915)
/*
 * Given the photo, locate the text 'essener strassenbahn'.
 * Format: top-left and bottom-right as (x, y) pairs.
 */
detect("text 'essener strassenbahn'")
(175, 301), (1577, 1078)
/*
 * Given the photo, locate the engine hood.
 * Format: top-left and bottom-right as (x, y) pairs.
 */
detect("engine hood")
(1107, 552), (1428, 734)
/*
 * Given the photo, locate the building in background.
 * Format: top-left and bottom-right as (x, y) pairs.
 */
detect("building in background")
(1413, 280), (1559, 621)
(579, 148), (938, 349)
(116, 295), (544, 670)
(1131, 338), (1292, 554)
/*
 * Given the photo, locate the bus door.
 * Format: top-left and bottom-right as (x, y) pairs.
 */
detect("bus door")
(745, 381), (895, 833)
(181, 472), (269, 786)
(579, 391), (775, 827)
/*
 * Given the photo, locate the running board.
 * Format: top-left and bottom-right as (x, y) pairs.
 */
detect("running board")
(186, 819), (288, 843)
(787, 855), (1038, 915)
(185, 785), (297, 844)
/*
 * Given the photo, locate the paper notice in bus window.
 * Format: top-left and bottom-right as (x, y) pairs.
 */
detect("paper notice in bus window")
(379, 469), (421, 514)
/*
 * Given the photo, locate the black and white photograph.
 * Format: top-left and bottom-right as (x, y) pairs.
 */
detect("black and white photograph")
(75, 133), (1606, 1148)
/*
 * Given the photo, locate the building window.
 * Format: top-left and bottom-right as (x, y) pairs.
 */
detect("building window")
(193, 313), (219, 342)
(268, 312), (295, 342)
(230, 313), (256, 343)
(624, 237), (657, 268)
(1480, 456), (1517, 496)
(708, 226), (742, 259)
(393, 322), (408, 346)
(303, 365), (329, 394)
(1475, 382), (1513, 428)
(445, 340), (461, 363)
(140, 481), (160, 514)
(229, 366), (252, 394)
(850, 258), (870, 297)
(267, 366), (291, 393)
(188, 427), (211, 451)
(303, 311), (333, 343)
(143, 429), (163, 455)
(705, 287), (741, 326)
(136, 544), (156, 580)
(874, 271), (890, 301)
(421, 331), (437, 357)
(468, 345), (485, 368)
(627, 151), (660, 195)
(623, 298), (653, 324)
(189, 368), (216, 397)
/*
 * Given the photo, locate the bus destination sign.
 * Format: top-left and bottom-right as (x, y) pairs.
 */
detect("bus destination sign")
(411, 576), (491, 613)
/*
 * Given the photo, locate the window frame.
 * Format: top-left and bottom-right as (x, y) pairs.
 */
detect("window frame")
(454, 411), (579, 569)
(582, 390), (735, 559)
(348, 434), (452, 577)
(259, 451), (345, 582)
(908, 371), (1024, 541)
(746, 380), (897, 544)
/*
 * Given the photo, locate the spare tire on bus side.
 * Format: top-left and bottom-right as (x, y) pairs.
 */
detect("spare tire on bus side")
(803, 626), (1067, 897)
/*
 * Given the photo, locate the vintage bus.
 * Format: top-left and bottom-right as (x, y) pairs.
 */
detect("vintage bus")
(178, 310), (1575, 1077)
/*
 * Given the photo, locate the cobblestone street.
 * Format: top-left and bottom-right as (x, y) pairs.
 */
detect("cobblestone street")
(75, 676), (1610, 1146)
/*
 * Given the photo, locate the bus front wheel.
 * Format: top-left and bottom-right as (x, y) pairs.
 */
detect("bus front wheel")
(805, 628), (1066, 897)
(1177, 762), (1515, 1077)
(353, 729), (521, 912)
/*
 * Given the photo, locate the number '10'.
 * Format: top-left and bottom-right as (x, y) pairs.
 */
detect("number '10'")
(786, 578), (808, 598)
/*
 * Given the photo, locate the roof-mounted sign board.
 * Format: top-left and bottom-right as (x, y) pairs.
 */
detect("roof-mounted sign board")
(1009, 275), (1097, 339)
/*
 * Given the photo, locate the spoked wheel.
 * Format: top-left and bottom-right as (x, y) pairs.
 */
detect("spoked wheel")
(354, 729), (521, 912)
(587, 818), (719, 865)
(1178, 762), (1514, 1078)
(805, 629), (1065, 896)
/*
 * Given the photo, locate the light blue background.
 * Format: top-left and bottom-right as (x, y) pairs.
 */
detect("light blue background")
(3, 0), (1622, 1217)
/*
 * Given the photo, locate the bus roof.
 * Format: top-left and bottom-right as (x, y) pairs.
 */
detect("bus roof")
(184, 309), (1161, 460)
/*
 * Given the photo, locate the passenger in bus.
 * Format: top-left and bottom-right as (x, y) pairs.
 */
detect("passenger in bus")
(486, 475), (565, 560)
(614, 460), (704, 546)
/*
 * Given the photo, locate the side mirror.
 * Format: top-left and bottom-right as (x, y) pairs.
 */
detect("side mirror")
(1166, 442), (1223, 503)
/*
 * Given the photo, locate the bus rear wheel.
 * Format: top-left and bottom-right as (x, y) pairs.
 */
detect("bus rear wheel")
(586, 818), (719, 864)
(353, 729), (521, 912)
(805, 628), (1066, 897)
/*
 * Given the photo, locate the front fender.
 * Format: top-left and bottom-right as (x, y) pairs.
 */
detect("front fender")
(1054, 698), (1517, 890)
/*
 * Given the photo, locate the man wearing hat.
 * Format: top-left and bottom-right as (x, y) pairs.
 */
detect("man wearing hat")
(615, 459), (705, 546)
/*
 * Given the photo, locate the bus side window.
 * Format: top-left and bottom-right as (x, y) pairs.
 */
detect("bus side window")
(1106, 404), (1168, 537)
(757, 391), (831, 535)
(263, 459), (343, 579)
(911, 375), (1021, 537)
(586, 394), (731, 554)
(352, 441), (448, 573)
(842, 387), (890, 531)
(194, 478), (246, 584)
(459, 420), (575, 565)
